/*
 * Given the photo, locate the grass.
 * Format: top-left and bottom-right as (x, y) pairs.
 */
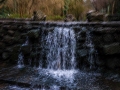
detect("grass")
(47, 15), (64, 21)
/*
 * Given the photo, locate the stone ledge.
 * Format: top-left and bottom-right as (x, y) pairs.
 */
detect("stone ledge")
(1, 20), (120, 27)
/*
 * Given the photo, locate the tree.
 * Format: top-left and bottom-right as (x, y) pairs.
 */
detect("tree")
(68, 0), (85, 20)
(63, 0), (70, 16)
(0, 0), (7, 4)
(91, 0), (120, 14)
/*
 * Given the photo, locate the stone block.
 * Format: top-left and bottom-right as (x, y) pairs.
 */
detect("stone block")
(103, 43), (120, 55)
(106, 58), (120, 69)
(103, 34), (114, 44)
(7, 30), (15, 36)
(3, 35), (14, 44)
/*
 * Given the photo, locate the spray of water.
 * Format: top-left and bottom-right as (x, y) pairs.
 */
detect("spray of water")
(46, 27), (76, 70)
(41, 27), (77, 81)
(17, 37), (29, 68)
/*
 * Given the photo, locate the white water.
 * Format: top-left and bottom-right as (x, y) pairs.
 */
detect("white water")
(11, 26), (111, 90)
(42, 27), (77, 80)
(86, 30), (98, 69)
(46, 27), (76, 70)
(17, 52), (24, 68)
(17, 37), (29, 68)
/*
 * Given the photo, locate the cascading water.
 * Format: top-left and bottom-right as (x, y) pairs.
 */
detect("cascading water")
(38, 27), (77, 81)
(28, 26), (78, 89)
(86, 29), (98, 69)
(2, 24), (118, 90)
(17, 37), (29, 68)
(46, 27), (76, 70)
(17, 52), (24, 68)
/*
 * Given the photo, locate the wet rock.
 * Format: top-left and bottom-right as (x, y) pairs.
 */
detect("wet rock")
(106, 58), (120, 69)
(3, 35), (14, 44)
(103, 43), (120, 55)
(95, 58), (105, 66)
(7, 30), (15, 36)
(5, 47), (13, 52)
(77, 49), (88, 57)
(21, 45), (31, 55)
(12, 36), (21, 44)
(103, 34), (114, 44)
(114, 33), (120, 42)
(27, 29), (40, 39)
(9, 53), (19, 64)
(21, 33), (28, 39)
(2, 52), (10, 60)
(93, 35), (103, 46)
(12, 45), (21, 53)
(0, 42), (5, 49)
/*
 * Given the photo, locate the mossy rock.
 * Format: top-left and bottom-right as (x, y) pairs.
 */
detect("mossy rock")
(27, 29), (40, 39)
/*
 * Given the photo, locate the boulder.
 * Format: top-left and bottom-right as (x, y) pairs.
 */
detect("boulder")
(86, 10), (105, 22)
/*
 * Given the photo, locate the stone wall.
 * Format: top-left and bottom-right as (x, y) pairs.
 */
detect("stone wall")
(0, 20), (120, 73)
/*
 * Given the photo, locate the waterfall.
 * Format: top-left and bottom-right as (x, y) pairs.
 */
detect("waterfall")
(17, 37), (29, 68)
(46, 27), (76, 70)
(17, 52), (24, 68)
(17, 26), (98, 71)
(86, 30), (98, 69)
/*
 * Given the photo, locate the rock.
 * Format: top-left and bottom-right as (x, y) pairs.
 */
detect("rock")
(7, 30), (15, 36)
(27, 29), (40, 39)
(9, 53), (19, 64)
(64, 14), (76, 22)
(12, 36), (21, 44)
(106, 58), (120, 69)
(2, 52), (10, 60)
(77, 49), (88, 57)
(103, 43), (120, 55)
(95, 59), (105, 66)
(86, 10), (105, 22)
(21, 33), (28, 39)
(3, 35), (14, 44)
(31, 11), (46, 21)
(114, 33), (120, 42)
(12, 45), (21, 53)
(0, 42), (5, 49)
(21, 45), (31, 55)
(103, 34), (114, 44)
